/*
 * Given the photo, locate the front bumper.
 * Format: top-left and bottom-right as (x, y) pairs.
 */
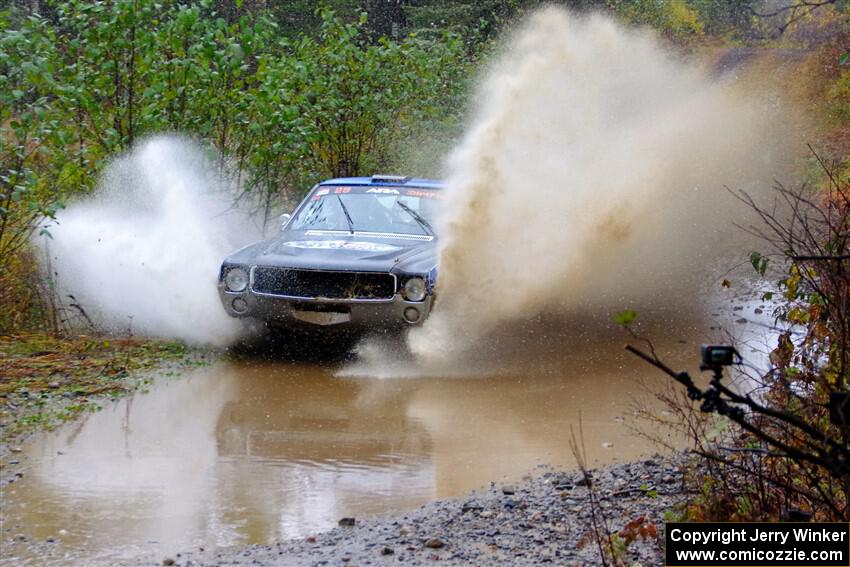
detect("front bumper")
(218, 284), (434, 328)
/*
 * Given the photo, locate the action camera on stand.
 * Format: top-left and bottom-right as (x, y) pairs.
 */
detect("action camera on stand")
(700, 345), (742, 369)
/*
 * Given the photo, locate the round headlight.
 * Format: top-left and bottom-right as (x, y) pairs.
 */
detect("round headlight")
(225, 268), (249, 292)
(403, 306), (421, 323)
(403, 277), (426, 302)
(232, 297), (248, 313)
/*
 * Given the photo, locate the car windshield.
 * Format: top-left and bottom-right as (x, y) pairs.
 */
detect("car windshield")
(288, 186), (442, 236)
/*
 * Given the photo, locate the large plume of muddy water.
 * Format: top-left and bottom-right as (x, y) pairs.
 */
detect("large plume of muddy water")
(46, 136), (259, 345)
(404, 7), (799, 363)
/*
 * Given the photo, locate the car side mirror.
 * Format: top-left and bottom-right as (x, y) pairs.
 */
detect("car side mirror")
(279, 213), (291, 230)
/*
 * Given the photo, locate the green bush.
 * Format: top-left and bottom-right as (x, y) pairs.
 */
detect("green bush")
(0, 1), (470, 330)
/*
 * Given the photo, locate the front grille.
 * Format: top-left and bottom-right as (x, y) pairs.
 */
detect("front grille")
(252, 267), (396, 300)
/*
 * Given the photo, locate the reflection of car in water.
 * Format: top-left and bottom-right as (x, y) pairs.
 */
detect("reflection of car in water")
(214, 370), (431, 462)
(218, 175), (442, 329)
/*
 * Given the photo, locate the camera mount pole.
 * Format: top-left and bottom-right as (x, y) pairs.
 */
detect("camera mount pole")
(698, 364), (726, 415)
(625, 343), (849, 479)
(624, 344), (703, 401)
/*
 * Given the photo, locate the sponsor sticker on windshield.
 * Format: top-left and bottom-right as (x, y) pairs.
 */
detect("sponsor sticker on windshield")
(312, 185), (442, 199)
(403, 189), (441, 199)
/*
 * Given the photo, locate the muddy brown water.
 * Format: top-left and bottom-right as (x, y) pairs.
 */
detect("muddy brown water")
(1, 308), (774, 565)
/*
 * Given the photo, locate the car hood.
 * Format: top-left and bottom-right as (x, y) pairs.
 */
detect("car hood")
(225, 231), (438, 274)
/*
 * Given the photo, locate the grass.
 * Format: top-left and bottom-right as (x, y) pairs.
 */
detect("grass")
(0, 333), (196, 443)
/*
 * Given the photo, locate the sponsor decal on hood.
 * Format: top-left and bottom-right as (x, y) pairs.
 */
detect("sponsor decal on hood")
(281, 240), (402, 252)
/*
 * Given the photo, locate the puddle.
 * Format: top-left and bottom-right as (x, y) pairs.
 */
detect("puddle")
(0, 307), (775, 565)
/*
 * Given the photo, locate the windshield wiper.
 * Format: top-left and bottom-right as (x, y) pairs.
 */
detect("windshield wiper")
(336, 195), (355, 235)
(396, 201), (434, 236)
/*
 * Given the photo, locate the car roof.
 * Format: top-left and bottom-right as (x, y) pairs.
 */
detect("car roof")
(318, 176), (444, 189)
